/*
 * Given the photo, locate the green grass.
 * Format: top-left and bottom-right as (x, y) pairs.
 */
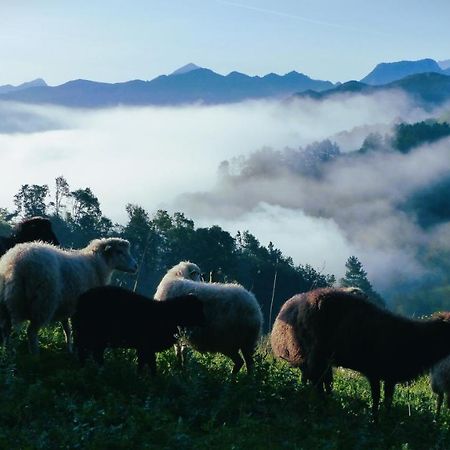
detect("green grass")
(1, 327), (450, 449)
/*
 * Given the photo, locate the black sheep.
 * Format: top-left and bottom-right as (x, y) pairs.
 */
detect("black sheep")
(274, 287), (450, 419)
(0, 216), (59, 257)
(72, 286), (205, 374)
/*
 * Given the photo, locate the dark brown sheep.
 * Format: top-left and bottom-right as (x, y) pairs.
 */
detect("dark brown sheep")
(430, 312), (450, 415)
(0, 217), (59, 257)
(271, 292), (332, 392)
(72, 286), (205, 374)
(271, 287), (365, 392)
(272, 287), (450, 419)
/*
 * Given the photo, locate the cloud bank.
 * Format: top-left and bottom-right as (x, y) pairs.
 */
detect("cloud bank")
(0, 93), (445, 296)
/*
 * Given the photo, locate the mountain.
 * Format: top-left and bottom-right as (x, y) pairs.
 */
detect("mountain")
(0, 78), (47, 95)
(360, 59), (443, 85)
(0, 69), (334, 107)
(295, 72), (450, 107)
(171, 63), (203, 75)
(439, 60), (450, 70)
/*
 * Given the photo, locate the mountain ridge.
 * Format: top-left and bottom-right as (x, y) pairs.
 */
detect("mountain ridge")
(0, 67), (334, 107)
(1, 59), (450, 107)
(360, 58), (445, 85)
(295, 72), (450, 107)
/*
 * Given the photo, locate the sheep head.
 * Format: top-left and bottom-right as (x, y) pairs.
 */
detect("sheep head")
(174, 261), (202, 281)
(92, 238), (138, 273)
(13, 217), (60, 246)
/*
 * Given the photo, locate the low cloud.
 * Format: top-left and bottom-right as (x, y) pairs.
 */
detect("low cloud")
(0, 93), (446, 297)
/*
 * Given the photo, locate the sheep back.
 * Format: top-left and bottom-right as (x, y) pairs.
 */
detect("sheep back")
(73, 286), (204, 353)
(158, 278), (262, 355)
(292, 288), (450, 383)
(0, 238), (135, 326)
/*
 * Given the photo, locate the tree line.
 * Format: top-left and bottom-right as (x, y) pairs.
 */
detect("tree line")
(0, 176), (383, 329)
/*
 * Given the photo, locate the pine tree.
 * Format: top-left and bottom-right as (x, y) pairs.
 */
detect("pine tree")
(340, 256), (385, 307)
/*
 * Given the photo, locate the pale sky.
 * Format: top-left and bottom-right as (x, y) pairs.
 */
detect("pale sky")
(1, 0), (450, 85)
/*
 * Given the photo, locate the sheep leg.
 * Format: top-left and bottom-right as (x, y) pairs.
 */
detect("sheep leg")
(0, 304), (12, 348)
(225, 350), (244, 374)
(175, 342), (188, 368)
(77, 346), (89, 366)
(436, 393), (444, 416)
(306, 351), (329, 394)
(137, 349), (157, 375)
(241, 347), (255, 374)
(384, 381), (395, 410)
(369, 378), (381, 422)
(27, 321), (41, 355)
(60, 319), (73, 353)
(323, 367), (333, 394)
(299, 364), (309, 385)
(92, 346), (105, 366)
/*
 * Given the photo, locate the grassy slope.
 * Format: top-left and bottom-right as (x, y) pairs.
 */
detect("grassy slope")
(1, 328), (450, 450)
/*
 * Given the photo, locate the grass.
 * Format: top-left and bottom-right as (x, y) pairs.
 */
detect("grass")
(1, 327), (450, 449)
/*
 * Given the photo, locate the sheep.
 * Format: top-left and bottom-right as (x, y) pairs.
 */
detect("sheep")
(72, 285), (205, 373)
(0, 216), (60, 257)
(271, 286), (367, 392)
(155, 261), (263, 374)
(272, 287), (450, 420)
(430, 312), (450, 415)
(0, 237), (137, 354)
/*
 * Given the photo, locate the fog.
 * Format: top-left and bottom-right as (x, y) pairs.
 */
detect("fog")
(0, 93), (445, 293)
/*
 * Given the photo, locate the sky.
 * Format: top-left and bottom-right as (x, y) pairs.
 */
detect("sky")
(1, 0), (450, 86)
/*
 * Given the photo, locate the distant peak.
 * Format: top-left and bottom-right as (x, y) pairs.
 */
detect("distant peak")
(439, 59), (450, 70)
(171, 63), (203, 76)
(27, 78), (47, 86)
(16, 78), (47, 89)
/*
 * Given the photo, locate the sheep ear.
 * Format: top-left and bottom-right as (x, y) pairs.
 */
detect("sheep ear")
(176, 269), (183, 277)
(103, 244), (113, 254)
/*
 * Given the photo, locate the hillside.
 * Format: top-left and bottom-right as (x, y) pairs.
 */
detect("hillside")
(295, 72), (450, 107)
(0, 330), (449, 449)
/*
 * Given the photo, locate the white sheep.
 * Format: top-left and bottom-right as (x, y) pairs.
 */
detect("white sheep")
(0, 237), (137, 354)
(155, 261), (263, 374)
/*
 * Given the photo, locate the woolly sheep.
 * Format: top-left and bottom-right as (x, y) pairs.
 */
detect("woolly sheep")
(72, 285), (205, 373)
(0, 238), (137, 354)
(273, 287), (450, 420)
(271, 286), (367, 391)
(0, 216), (59, 257)
(155, 261), (263, 374)
(430, 312), (450, 415)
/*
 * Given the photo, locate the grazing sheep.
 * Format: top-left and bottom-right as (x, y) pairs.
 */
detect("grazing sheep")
(72, 285), (205, 373)
(430, 312), (450, 415)
(273, 287), (450, 419)
(155, 261), (263, 374)
(0, 216), (60, 257)
(271, 286), (367, 392)
(0, 238), (137, 354)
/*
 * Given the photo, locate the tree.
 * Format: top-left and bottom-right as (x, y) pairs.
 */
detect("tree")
(392, 121), (450, 153)
(14, 184), (49, 218)
(67, 187), (112, 246)
(340, 256), (385, 307)
(359, 132), (385, 154)
(0, 208), (13, 236)
(52, 176), (71, 217)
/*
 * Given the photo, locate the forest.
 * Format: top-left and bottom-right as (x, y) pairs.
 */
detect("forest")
(1, 177), (339, 331)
